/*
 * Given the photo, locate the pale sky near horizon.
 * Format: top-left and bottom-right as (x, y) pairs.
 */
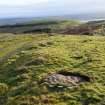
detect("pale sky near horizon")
(0, 0), (105, 18)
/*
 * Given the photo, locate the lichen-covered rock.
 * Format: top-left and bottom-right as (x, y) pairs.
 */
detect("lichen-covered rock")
(42, 73), (90, 88)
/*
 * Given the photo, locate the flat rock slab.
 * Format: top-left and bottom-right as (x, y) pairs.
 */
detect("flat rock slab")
(42, 71), (90, 88)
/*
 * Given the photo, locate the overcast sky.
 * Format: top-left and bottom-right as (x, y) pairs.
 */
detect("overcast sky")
(0, 0), (105, 18)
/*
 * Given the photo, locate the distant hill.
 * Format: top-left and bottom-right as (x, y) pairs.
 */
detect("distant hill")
(0, 18), (105, 35)
(0, 18), (38, 26)
(0, 12), (105, 26)
(64, 20), (105, 35)
(0, 20), (81, 34)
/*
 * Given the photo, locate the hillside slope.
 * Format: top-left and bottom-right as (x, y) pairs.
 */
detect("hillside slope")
(0, 20), (105, 36)
(65, 20), (105, 35)
(0, 20), (80, 34)
(0, 34), (105, 105)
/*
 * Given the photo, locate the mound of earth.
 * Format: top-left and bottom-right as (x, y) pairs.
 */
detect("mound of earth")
(42, 72), (90, 88)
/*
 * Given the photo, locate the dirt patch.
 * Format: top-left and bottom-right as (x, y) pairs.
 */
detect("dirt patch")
(41, 71), (91, 88)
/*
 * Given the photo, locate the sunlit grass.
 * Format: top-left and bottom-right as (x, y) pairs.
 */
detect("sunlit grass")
(0, 34), (105, 105)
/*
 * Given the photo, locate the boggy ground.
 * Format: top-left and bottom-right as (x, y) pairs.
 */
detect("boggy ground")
(0, 34), (105, 105)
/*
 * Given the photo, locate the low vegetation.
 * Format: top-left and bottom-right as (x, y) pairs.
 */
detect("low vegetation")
(0, 34), (105, 105)
(0, 20), (105, 36)
(0, 20), (81, 34)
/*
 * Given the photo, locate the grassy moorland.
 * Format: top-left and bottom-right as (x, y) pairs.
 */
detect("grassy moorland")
(0, 20), (81, 34)
(0, 34), (105, 105)
(0, 19), (105, 36)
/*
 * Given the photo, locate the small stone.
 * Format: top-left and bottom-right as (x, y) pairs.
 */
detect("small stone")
(67, 86), (74, 89)
(49, 85), (54, 88)
(57, 85), (64, 88)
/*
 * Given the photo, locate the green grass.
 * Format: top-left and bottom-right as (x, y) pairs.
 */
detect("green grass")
(0, 20), (81, 34)
(0, 34), (105, 105)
